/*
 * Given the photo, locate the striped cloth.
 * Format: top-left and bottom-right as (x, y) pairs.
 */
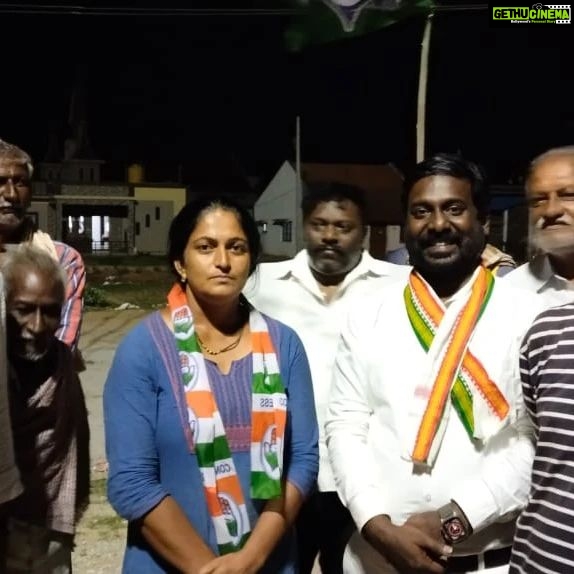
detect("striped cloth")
(52, 241), (86, 350)
(510, 303), (574, 573)
(28, 232), (86, 350)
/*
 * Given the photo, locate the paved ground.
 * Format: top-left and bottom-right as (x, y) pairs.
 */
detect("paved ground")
(80, 309), (148, 468)
(73, 309), (321, 573)
(74, 309), (147, 573)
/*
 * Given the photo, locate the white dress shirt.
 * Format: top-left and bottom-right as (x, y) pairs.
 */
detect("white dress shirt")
(505, 254), (574, 309)
(326, 272), (543, 565)
(245, 250), (409, 492)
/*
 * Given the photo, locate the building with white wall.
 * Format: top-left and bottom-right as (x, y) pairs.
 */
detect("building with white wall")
(254, 161), (304, 258)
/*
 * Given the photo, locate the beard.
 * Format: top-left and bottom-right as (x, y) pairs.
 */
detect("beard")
(308, 246), (362, 277)
(406, 227), (485, 283)
(530, 221), (574, 255)
(9, 337), (53, 363)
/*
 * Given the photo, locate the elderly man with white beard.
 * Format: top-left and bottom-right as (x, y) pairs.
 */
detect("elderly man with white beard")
(0, 245), (90, 573)
(506, 146), (574, 307)
(505, 145), (574, 571)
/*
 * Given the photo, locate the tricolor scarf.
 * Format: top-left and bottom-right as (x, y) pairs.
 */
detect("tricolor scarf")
(167, 285), (287, 554)
(403, 267), (509, 466)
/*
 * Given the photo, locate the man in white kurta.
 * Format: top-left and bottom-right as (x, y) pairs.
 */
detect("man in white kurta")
(505, 147), (574, 309)
(327, 154), (542, 574)
(246, 182), (407, 573)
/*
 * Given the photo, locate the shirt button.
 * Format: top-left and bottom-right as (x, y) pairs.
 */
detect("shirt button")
(425, 494), (432, 502)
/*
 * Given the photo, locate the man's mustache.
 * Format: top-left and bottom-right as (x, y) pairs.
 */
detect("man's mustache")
(534, 217), (570, 230)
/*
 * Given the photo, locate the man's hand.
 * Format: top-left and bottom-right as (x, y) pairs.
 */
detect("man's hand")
(362, 515), (452, 574)
(198, 549), (260, 574)
(405, 511), (443, 543)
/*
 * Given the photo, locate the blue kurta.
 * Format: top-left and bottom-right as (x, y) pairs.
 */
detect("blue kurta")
(104, 312), (319, 573)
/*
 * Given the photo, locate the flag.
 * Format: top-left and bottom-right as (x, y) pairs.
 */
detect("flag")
(285, 0), (433, 51)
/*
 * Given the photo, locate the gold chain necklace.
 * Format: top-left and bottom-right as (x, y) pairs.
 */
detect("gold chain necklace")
(196, 330), (243, 356)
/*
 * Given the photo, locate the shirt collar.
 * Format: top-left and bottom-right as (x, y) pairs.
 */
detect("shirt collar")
(287, 249), (399, 282)
(267, 250), (403, 298)
(529, 253), (571, 293)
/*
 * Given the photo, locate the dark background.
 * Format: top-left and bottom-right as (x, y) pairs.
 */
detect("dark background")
(2, 2), (572, 183)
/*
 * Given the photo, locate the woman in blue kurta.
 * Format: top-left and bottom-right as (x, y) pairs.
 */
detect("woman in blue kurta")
(104, 197), (319, 573)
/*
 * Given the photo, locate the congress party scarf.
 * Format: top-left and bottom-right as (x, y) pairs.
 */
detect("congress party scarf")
(168, 284), (287, 554)
(404, 267), (509, 465)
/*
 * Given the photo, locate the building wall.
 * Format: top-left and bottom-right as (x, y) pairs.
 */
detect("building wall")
(60, 184), (130, 197)
(59, 161), (102, 184)
(132, 186), (186, 255)
(29, 201), (50, 234)
(134, 200), (174, 254)
(254, 162), (302, 258)
(133, 186), (186, 217)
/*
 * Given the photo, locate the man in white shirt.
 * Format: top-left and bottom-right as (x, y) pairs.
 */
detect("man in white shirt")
(506, 146), (574, 307)
(326, 153), (541, 574)
(246, 182), (407, 573)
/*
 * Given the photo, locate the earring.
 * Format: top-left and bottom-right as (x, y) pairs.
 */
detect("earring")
(179, 275), (186, 284)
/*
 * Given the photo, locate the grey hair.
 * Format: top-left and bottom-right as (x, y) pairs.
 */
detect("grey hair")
(0, 138), (34, 179)
(2, 245), (66, 303)
(527, 145), (574, 185)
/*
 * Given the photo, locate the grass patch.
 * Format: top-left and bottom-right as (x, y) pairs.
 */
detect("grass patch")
(91, 478), (108, 499)
(89, 279), (172, 309)
(85, 286), (110, 308)
(86, 514), (125, 534)
(85, 266), (173, 310)
(83, 254), (167, 266)
(85, 478), (126, 537)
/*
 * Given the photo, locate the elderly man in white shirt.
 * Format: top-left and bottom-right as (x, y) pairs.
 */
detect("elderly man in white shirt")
(327, 153), (542, 574)
(506, 146), (574, 307)
(246, 182), (407, 574)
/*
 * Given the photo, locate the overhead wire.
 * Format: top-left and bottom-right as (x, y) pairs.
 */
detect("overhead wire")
(0, 3), (488, 15)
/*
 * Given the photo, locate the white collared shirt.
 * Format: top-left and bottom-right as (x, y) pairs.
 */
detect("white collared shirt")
(505, 254), (574, 309)
(326, 273), (543, 556)
(245, 250), (409, 491)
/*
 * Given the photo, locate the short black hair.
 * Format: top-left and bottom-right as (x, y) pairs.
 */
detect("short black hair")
(301, 182), (367, 224)
(402, 153), (489, 223)
(167, 195), (261, 279)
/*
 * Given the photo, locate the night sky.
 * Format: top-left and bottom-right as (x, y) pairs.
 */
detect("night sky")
(2, 2), (572, 184)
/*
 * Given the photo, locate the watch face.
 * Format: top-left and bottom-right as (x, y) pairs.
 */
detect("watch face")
(443, 517), (466, 543)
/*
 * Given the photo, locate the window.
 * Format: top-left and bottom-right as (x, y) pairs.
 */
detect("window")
(145, 214), (150, 228)
(155, 207), (160, 221)
(272, 218), (293, 243)
(79, 168), (84, 181)
(282, 221), (292, 242)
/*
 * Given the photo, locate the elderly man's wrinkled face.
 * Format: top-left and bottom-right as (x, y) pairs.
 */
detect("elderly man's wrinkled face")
(527, 154), (574, 255)
(6, 266), (63, 362)
(0, 160), (31, 239)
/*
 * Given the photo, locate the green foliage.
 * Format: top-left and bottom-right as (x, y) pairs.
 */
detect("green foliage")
(84, 286), (110, 308)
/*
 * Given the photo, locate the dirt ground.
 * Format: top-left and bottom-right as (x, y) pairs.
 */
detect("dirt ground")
(73, 309), (147, 573)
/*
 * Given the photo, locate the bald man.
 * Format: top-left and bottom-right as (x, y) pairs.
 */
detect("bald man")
(506, 146), (574, 308)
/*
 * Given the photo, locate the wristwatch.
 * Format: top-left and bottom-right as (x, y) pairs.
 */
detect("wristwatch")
(437, 501), (473, 545)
